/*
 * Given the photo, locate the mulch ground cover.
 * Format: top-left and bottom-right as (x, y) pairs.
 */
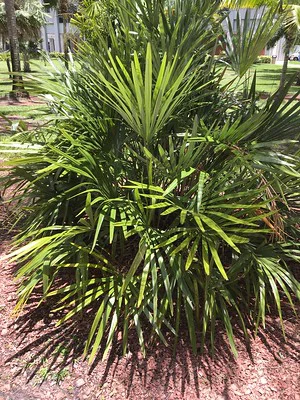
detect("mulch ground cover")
(0, 152), (299, 400)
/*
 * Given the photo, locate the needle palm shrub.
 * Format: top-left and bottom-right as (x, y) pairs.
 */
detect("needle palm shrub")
(2, 0), (300, 360)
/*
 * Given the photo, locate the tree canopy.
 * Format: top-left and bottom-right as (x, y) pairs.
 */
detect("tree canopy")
(0, 0), (46, 41)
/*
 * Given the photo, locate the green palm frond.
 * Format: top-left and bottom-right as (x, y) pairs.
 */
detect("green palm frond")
(222, 7), (283, 78)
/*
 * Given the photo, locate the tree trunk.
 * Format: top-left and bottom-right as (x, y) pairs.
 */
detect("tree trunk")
(63, 15), (69, 70)
(4, 0), (27, 98)
(23, 58), (31, 73)
(279, 49), (289, 91)
(6, 58), (12, 78)
(279, 35), (292, 93)
(23, 47), (31, 72)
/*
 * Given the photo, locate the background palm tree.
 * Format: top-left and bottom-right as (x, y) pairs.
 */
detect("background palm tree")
(16, 0), (47, 72)
(72, 0), (115, 45)
(0, 1), (47, 73)
(3, 0), (23, 96)
(267, 5), (300, 89)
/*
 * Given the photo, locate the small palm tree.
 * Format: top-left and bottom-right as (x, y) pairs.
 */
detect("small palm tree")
(2, 0), (299, 361)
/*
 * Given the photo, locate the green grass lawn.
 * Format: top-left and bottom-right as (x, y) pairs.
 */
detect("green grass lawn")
(222, 61), (300, 95)
(253, 62), (300, 94)
(0, 104), (49, 117)
(0, 58), (63, 122)
(0, 58), (64, 100)
(0, 58), (65, 160)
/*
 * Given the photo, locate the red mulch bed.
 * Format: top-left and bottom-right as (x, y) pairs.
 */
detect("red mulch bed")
(0, 96), (45, 107)
(0, 163), (299, 400)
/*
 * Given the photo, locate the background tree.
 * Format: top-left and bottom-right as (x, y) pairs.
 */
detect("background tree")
(0, 0), (47, 72)
(72, 0), (116, 45)
(3, 0), (23, 96)
(17, 0), (47, 72)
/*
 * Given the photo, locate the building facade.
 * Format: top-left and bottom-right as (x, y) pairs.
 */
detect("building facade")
(40, 8), (70, 53)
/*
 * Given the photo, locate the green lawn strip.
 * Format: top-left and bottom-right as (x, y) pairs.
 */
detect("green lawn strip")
(0, 104), (49, 119)
(0, 59), (64, 97)
(222, 62), (300, 95)
(253, 63), (300, 94)
(0, 104), (51, 159)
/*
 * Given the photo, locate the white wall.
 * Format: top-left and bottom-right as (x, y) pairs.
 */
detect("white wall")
(265, 37), (285, 61)
(40, 8), (69, 52)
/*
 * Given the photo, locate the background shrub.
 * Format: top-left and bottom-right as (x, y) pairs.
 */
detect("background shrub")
(0, 51), (10, 61)
(48, 51), (65, 59)
(255, 55), (272, 64)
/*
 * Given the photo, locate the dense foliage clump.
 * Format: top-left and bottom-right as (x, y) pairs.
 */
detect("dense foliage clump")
(2, 0), (300, 361)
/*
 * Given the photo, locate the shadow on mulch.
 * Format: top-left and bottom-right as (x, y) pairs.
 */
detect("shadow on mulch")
(4, 276), (299, 399)
(1, 208), (299, 398)
(0, 95), (45, 105)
